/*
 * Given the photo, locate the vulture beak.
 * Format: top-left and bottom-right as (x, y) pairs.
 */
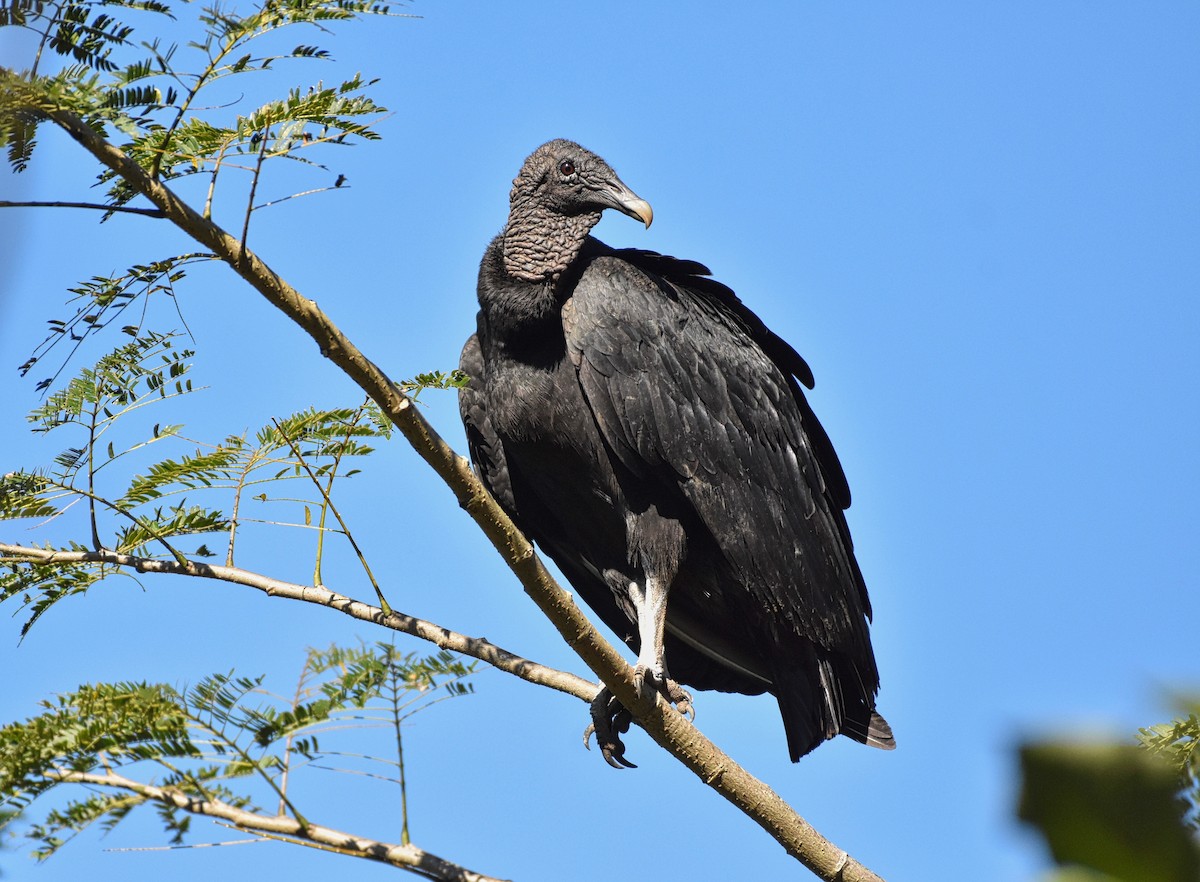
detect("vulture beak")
(622, 196), (654, 229)
(594, 177), (654, 228)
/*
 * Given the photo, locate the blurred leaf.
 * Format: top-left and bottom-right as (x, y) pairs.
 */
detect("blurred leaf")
(1042, 869), (1122, 882)
(1018, 741), (1200, 882)
(1139, 701), (1200, 831)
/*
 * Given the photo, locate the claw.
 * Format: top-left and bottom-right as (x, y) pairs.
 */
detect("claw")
(633, 663), (660, 702)
(586, 687), (636, 768)
(668, 683), (695, 721)
(635, 664), (693, 718)
(584, 677), (696, 768)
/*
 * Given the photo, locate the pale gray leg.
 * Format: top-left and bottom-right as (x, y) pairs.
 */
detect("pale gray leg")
(582, 574), (694, 769)
(631, 576), (693, 717)
(631, 576), (670, 695)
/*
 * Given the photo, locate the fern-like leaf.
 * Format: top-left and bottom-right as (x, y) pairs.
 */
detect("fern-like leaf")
(0, 472), (62, 521)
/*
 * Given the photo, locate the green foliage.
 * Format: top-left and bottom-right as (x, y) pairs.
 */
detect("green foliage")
(397, 369), (470, 401)
(4, 331), (215, 567)
(2, 333), (395, 631)
(235, 74), (384, 145)
(0, 680), (198, 856)
(0, 644), (474, 860)
(1, 0), (403, 222)
(0, 549), (103, 638)
(18, 254), (212, 387)
(254, 643), (475, 752)
(25, 329), (194, 431)
(1018, 740), (1200, 882)
(0, 474), (60, 521)
(113, 502), (227, 555)
(1139, 702), (1200, 830)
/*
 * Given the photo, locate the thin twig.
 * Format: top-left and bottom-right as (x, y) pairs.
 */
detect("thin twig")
(254, 185), (341, 211)
(0, 200), (166, 217)
(387, 658), (411, 846)
(86, 394), (102, 552)
(271, 415), (392, 614)
(241, 126), (271, 254)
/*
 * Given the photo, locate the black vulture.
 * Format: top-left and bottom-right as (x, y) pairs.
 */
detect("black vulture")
(459, 139), (893, 765)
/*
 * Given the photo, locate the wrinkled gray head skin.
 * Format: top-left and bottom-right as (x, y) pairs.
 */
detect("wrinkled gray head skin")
(501, 139), (652, 282)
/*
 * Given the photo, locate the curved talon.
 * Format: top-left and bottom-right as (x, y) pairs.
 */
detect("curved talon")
(585, 677), (697, 768)
(633, 664), (655, 701)
(587, 687), (637, 769)
(672, 689), (695, 722)
(664, 681), (694, 720)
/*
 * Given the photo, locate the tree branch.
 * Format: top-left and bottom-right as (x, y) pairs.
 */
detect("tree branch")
(47, 769), (508, 882)
(0, 543), (593, 700)
(31, 106), (887, 882)
(0, 200), (166, 217)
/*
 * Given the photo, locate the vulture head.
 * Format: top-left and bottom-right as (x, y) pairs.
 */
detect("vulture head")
(502, 139), (653, 282)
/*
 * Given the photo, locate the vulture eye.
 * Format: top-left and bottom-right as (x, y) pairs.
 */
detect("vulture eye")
(558, 159), (576, 176)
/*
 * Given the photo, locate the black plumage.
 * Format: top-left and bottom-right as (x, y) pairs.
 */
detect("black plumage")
(459, 139), (892, 764)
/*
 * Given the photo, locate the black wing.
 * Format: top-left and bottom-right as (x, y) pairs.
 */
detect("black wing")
(564, 246), (888, 756)
(459, 325), (643, 653)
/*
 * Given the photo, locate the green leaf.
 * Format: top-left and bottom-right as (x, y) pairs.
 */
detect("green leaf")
(120, 445), (242, 507)
(1018, 741), (1200, 882)
(114, 502), (228, 555)
(0, 473), (61, 521)
(0, 554), (102, 637)
(0, 642), (473, 862)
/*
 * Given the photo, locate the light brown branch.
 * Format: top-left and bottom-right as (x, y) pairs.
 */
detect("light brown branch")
(0, 543), (593, 700)
(48, 769), (508, 882)
(32, 106), (887, 882)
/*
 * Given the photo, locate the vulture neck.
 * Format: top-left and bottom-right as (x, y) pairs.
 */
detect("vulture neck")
(478, 235), (572, 354)
(501, 199), (601, 283)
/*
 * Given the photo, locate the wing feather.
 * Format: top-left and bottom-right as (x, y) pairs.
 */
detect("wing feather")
(565, 250), (872, 658)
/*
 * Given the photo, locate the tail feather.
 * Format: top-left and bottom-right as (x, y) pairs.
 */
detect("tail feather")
(772, 650), (893, 762)
(841, 710), (896, 751)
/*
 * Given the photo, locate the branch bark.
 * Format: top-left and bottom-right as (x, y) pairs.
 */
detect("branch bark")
(28, 107), (886, 882)
(48, 769), (508, 882)
(0, 543), (594, 700)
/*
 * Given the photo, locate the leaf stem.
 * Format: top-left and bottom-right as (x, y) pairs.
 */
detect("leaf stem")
(387, 653), (411, 845)
(270, 416), (391, 614)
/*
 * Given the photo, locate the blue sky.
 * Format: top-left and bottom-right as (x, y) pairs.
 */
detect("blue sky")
(2, 3), (1198, 880)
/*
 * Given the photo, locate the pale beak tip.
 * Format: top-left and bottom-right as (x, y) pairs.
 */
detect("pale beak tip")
(630, 198), (653, 229)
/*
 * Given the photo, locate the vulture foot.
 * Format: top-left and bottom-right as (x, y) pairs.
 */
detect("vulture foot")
(634, 664), (695, 720)
(583, 677), (696, 769)
(584, 687), (636, 769)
